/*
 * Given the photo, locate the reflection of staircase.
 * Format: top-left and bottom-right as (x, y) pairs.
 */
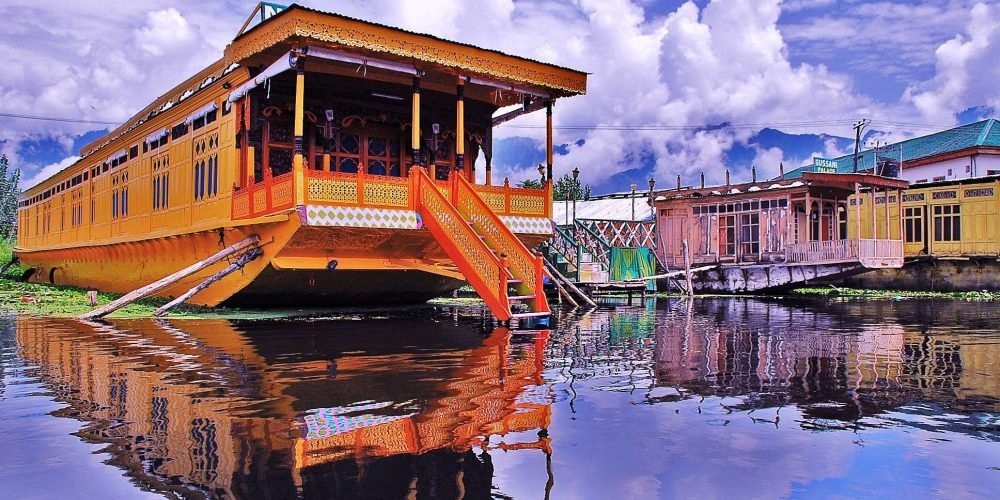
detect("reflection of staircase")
(414, 168), (550, 323)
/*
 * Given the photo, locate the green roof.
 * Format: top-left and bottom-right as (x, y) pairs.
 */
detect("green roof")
(783, 118), (999, 179)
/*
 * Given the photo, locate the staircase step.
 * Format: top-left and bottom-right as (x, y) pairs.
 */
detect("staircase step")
(511, 312), (550, 319)
(507, 279), (523, 284)
(508, 295), (535, 301)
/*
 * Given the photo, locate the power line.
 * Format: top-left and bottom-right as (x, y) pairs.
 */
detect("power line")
(499, 119), (858, 131)
(0, 112), (119, 126)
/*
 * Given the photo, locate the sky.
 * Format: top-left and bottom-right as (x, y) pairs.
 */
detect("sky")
(1, 0), (999, 194)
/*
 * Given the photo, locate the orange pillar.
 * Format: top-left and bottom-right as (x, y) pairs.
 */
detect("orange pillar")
(545, 101), (554, 181)
(411, 76), (422, 167)
(293, 56), (306, 206)
(456, 78), (466, 180)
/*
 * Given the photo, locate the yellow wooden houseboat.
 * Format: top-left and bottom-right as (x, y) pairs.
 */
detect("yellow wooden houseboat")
(14, 4), (587, 321)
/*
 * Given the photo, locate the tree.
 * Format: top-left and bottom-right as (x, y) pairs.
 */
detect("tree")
(552, 172), (590, 201)
(517, 179), (543, 189)
(0, 155), (20, 242)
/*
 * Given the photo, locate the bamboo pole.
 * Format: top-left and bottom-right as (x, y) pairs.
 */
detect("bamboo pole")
(79, 235), (260, 320)
(625, 265), (716, 282)
(682, 239), (694, 296)
(544, 267), (579, 308)
(154, 248), (263, 317)
(542, 258), (597, 307)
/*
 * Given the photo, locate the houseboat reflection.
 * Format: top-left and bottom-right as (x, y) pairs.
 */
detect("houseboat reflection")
(13, 317), (554, 498)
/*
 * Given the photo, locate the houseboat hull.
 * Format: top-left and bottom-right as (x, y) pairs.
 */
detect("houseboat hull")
(681, 262), (871, 294)
(17, 211), (549, 308)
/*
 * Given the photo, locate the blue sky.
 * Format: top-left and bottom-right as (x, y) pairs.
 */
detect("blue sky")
(1, 0), (998, 194)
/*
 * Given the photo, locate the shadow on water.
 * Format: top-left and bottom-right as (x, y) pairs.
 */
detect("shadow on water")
(1, 297), (999, 498)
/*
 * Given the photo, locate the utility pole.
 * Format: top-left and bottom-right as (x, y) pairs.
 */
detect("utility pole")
(853, 119), (869, 173)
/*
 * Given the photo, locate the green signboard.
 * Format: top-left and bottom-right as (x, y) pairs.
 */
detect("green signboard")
(813, 157), (838, 174)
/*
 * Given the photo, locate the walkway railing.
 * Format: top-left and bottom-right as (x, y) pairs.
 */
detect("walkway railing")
(232, 164), (551, 220)
(785, 238), (903, 268)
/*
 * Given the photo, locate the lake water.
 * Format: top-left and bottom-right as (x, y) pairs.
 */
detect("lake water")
(1, 298), (998, 499)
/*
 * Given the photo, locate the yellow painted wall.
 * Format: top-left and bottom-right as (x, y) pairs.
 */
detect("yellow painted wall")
(851, 179), (1000, 258)
(16, 87), (242, 253)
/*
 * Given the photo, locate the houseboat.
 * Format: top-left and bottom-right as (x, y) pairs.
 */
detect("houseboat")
(14, 4), (587, 321)
(651, 171), (908, 292)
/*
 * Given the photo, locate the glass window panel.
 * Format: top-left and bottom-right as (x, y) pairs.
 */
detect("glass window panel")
(368, 137), (387, 157)
(339, 158), (358, 173)
(368, 160), (386, 175)
(340, 134), (360, 154)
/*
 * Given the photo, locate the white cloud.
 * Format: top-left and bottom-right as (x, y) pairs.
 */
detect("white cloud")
(1, 0), (994, 194)
(22, 155), (80, 190)
(906, 2), (1000, 124)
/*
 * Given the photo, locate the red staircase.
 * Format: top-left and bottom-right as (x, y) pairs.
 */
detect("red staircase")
(412, 168), (550, 323)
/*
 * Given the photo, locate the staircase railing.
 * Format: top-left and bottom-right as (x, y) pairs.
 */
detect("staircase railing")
(574, 220), (613, 272)
(453, 174), (549, 314)
(549, 224), (581, 277)
(412, 168), (511, 319)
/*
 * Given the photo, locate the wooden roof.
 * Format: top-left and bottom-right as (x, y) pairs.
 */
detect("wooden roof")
(225, 4), (588, 97)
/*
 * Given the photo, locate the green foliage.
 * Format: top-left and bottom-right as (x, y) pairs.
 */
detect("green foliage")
(517, 179), (543, 189)
(792, 286), (998, 301)
(552, 173), (591, 201)
(0, 155), (20, 243)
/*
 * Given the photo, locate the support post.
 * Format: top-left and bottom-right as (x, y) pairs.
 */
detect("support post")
(854, 182), (861, 241)
(412, 76), (422, 166)
(455, 78), (466, 180)
(885, 187), (891, 240)
(805, 192), (812, 242)
(545, 101), (553, 181)
(682, 238), (694, 296)
(79, 235), (260, 320)
(293, 55), (306, 206)
(154, 248), (263, 316)
(544, 268), (579, 308)
(543, 258), (597, 308)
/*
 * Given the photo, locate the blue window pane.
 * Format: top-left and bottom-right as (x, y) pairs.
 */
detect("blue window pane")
(368, 160), (386, 175)
(340, 134), (359, 154)
(368, 137), (386, 156)
(339, 158), (358, 173)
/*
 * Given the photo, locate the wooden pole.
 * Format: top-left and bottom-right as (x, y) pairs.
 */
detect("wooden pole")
(545, 101), (553, 181)
(543, 258), (597, 307)
(682, 238), (694, 296)
(456, 78), (466, 180)
(544, 268), (579, 308)
(0, 255), (18, 277)
(293, 56), (306, 206)
(79, 235), (260, 320)
(412, 76), (422, 166)
(154, 248), (263, 317)
(626, 265), (716, 282)
(854, 182), (861, 240)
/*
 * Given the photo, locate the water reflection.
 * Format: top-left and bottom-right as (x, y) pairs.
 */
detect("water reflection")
(6, 316), (554, 498)
(1, 298), (999, 498)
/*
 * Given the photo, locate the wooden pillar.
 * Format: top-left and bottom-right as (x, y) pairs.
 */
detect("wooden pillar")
(854, 183), (861, 240)
(805, 192), (812, 242)
(897, 188), (904, 241)
(545, 100), (554, 181)
(884, 187), (891, 240)
(411, 76), (422, 166)
(293, 56), (306, 206)
(455, 78), (466, 180)
(870, 188), (877, 240)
